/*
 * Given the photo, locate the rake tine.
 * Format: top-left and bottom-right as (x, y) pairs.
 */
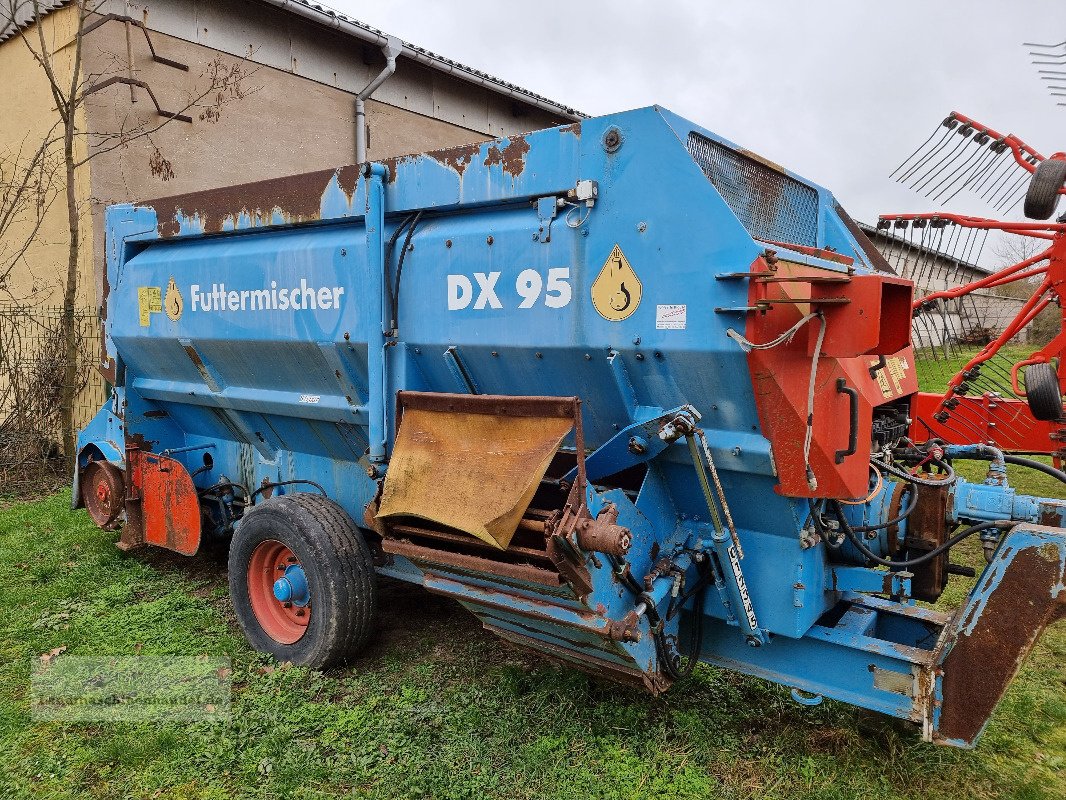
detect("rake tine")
(911, 129), (974, 192)
(979, 157), (1021, 202)
(926, 140), (986, 200)
(935, 139), (998, 204)
(945, 147), (1004, 205)
(890, 123), (946, 180)
(897, 123), (957, 182)
(992, 169), (1031, 211)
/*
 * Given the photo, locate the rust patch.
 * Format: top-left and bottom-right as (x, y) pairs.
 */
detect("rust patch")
(429, 142), (483, 177)
(499, 135), (529, 178)
(483, 144), (504, 169)
(1038, 501), (1066, 527)
(143, 164), (360, 238)
(383, 539), (564, 588)
(559, 122), (582, 136)
(937, 545), (1064, 745)
(903, 478), (951, 602)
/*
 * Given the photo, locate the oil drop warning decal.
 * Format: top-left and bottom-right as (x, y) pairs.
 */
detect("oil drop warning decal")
(591, 244), (642, 321)
(164, 277), (183, 321)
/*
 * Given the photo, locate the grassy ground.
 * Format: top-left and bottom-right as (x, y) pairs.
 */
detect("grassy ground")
(1, 350), (1064, 799)
(1, 491), (1063, 799)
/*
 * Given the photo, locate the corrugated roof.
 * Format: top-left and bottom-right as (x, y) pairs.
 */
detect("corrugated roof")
(1, 0), (583, 119)
(264, 0), (582, 119)
(0, 0), (68, 44)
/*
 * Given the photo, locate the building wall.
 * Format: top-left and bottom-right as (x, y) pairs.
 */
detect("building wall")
(0, 4), (94, 305)
(872, 234), (1030, 348)
(1, 0), (572, 437)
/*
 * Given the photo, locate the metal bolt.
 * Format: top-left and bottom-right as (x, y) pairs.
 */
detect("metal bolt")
(581, 228), (589, 237)
(732, 447), (741, 456)
(343, 332), (350, 341)
(414, 348), (421, 354)
(486, 235), (494, 245)
(635, 352), (644, 361)
(637, 222), (647, 233)
(603, 128), (623, 152)
(446, 239), (452, 248)
(535, 352), (543, 359)
(491, 351), (499, 357)
(340, 248), (347, 256)
(632, 336), (641, 345)
(654, 351), (663, 360)
(584, 353), (591, 360)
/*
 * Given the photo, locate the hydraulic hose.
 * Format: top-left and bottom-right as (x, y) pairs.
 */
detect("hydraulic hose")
(850, 485), (919, 533)
(876, 457), (957, 487)
(947, 450), (1066, 487)
(831, 501), (1009, 568)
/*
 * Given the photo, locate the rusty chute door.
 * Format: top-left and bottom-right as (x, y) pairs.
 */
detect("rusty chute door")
(123, 450), (202, 556)
(376, 393), (579, 549)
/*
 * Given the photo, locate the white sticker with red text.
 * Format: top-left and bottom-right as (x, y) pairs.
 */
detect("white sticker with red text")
(656, 304), (686, 330)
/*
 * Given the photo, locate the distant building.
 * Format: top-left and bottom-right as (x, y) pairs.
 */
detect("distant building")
(1, 0), (579, 305)
(860, 222), (1030, 348)
(0, 0), (579, 440)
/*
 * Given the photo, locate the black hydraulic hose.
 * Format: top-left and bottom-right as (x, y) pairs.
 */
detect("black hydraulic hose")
(831, 500), (1009, 568)
(197, 480), (249, 498)
(383, 214), (416, 330)
(877, 458), (957, 487)
(850, 486), (919, 533)
(949, 451), (1066, 487)
(656, 564), (708, 682)
(608, 554), (645, 597)
(1004, 454), (1066, 485)
(391, 210), (424, 331)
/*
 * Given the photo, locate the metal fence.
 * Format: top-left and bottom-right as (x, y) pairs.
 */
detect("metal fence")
(0, 305), (106, 499)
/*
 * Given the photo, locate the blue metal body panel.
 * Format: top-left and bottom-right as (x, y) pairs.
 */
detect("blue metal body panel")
(77, 106), (1066, 747)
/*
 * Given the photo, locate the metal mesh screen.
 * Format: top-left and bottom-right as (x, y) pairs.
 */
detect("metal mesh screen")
(686, 132), (819, 247)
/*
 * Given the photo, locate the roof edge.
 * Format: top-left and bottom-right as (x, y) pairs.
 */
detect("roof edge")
(260, 0), (584, 121)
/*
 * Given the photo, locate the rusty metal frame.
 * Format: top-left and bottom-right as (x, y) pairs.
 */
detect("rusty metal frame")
(81, 13), (190, 72)
(82, 76), (193, 123)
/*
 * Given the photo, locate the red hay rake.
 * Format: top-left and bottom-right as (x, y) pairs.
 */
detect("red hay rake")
(878, 112), (1066, 459)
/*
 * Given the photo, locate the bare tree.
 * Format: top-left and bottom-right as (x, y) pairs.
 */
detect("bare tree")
(1, 0), (255, 464)
(0, 132), (62, 298)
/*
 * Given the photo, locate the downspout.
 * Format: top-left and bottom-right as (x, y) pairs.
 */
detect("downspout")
(355, 36), (403, 165)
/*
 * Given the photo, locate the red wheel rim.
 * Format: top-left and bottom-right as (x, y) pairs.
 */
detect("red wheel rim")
(247, 540), (310, 644)
(82, 462), (124, 529)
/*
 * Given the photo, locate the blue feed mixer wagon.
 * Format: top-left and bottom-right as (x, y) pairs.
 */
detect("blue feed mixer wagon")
(75, 107), (1065, 747)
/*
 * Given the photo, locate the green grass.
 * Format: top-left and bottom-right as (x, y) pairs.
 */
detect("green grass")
(1, 349), (1064, 798)
(0, 492), (1063, 800)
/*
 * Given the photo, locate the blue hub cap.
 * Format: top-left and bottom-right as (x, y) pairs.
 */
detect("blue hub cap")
(272, 564), (310, 606)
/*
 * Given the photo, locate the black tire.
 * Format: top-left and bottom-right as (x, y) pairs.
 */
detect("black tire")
(228, 493), (377, 668)
(1023, 159), (1066, 220)
(1025, 362), (1064, 421)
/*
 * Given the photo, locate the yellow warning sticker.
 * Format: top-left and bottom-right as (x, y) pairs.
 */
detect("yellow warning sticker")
(873, 355), (910, 398)
(164, 276), (184, 321)
(591, 244), (642, 321)
(138, 286), (162, 327)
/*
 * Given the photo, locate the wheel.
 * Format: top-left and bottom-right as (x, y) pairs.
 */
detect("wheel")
(1025, 362), (1064, 421)
(1023, 159), (1066, 220)
(81, 461), (124, 530)
(228, 493), (377, 668)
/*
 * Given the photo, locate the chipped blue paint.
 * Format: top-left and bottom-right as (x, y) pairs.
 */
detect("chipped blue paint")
(78, 107), (1066, 748)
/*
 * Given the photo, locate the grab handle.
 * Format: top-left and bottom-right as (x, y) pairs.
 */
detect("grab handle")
(835, 378), (858, 464)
